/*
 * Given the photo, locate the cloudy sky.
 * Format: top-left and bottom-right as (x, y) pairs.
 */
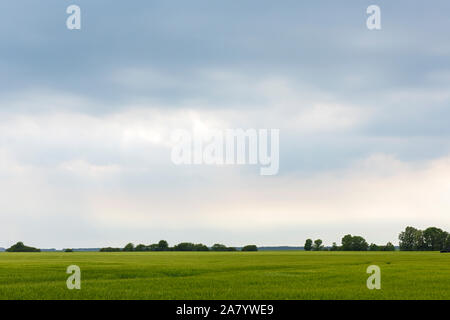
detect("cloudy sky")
(1, 1), (449, 248)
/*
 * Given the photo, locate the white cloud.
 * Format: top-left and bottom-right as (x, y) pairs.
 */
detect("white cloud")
(0, 88), (446, 247)
(2, 144), (449, 247)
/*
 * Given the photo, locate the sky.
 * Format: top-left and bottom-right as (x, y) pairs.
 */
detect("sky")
(1, 1), (450, 249)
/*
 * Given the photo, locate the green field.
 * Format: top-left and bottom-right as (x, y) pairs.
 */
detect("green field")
(0, 251), (449, 300)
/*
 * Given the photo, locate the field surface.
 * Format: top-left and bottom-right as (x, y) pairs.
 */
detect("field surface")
(0, 251), (449, 300)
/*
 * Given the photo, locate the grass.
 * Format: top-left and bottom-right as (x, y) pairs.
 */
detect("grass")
(0, 251), (448, 299)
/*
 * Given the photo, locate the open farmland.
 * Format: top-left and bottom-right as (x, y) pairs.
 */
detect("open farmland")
(0, 251), (448, 300)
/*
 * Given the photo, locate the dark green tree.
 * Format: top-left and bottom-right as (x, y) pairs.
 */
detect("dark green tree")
(444, 233), (450, 252)
(211, 244), (228, 251)
(194, 243), (209, 251)
(352, 236), (369, 251)
(6, 242), (40, 252)
(135, 244), (147, 251)
(312, 239), (324, 251)
(158, 240), (169, 251)
(415, 229), (427, 250)
(304, 239), (313, 251)
(123, 243), (135, 251)
(399, 226), (420, 251)
(341, 234), (353, 251)
(341, 235), (368, 251)
(99, 247), (121, 252)
(423, 227), (446, 251)
(173, 242), (195, 251)
(242, 245), (258, 251)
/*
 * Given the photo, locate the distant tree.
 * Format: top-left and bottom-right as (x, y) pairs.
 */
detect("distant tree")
(242, 245), (258, 251)
(64, 248), (74, 253)
(123, 243), (135, 252)
(312, 239), (324, 251)
(149, 244), (160, 251)
(211, 244), (228, 251)
(444, 233), (450, 252)
(369, 243), (380, 251)
(330, 242), (339, 251)
(398, 226), (446, 251)
(99, 247), (121, 252)
(6, 242), (40, 252)
(341, 234), (353, 251)
(399, 226), (418, 251)
(414, 229), (427, 250)
(341, 235), (368, 251)
(304, 239), (313, 251)
(352, 236), (369, 251)
(423, 227), (446, 251)
(173, 242), (195, 251)
(135, 244), (147, 251)
(193, 243), (209, 251)
(210, 244), (236, 251)
(383, 242), (395, 251)
(158, 240), (169, 251)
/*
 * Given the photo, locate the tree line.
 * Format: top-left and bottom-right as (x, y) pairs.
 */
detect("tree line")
(100, 241), (258, 252)
(3, 226), (449, 252)
(398, 226), (450, 251)
(5, 242), (40, 252)
(304, 236), (395, 251)
(304, 226), (450, 252)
